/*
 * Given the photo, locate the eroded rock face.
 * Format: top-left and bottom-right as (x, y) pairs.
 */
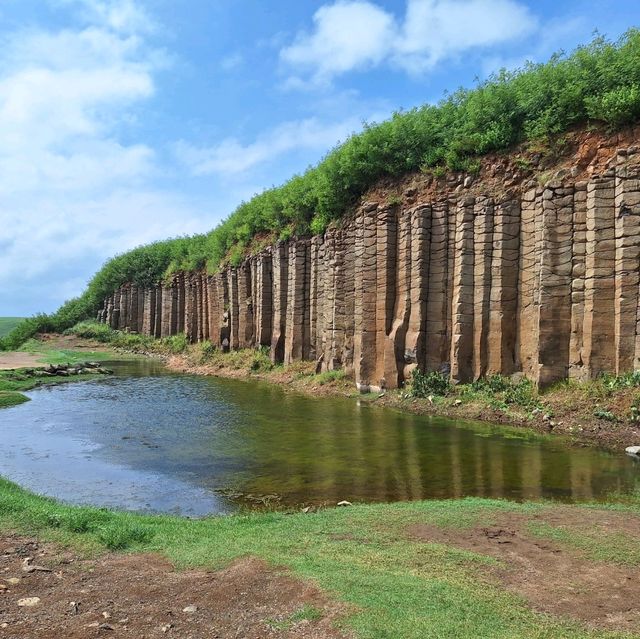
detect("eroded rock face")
(98, 143), (640, 389)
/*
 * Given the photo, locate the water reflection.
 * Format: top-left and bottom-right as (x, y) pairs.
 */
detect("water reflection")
(0, 358), (638, 514)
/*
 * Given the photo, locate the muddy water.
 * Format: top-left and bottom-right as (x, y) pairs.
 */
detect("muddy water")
(1, 359), (639, 515)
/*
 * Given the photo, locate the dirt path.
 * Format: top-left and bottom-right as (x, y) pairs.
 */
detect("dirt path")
(0, 535), (348, 638)
(0, 353), (42, 370)
(408, 508), (640, 631)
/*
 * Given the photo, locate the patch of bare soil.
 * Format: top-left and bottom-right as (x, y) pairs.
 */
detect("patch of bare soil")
(408, 509), (640, 631)
(0, 535), (348, 638)
(0, 353), (42, 371)
(37, 334), (109, 352)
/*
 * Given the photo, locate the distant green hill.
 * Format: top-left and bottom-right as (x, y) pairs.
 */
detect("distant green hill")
(0, 318), (24, 337)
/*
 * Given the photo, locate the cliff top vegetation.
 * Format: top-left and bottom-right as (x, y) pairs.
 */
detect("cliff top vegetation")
(3, 30), (640, 350)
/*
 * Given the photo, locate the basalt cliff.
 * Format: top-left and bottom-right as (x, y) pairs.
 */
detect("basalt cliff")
(97, 129), (640, 390)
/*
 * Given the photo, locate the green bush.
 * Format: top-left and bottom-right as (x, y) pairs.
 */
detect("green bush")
(408, 370), (452, 398)
(314, 369), (346, 385)
(64, 320), (114, 342)
(160, 333), (188, 354)
(594, 407), (617, 422)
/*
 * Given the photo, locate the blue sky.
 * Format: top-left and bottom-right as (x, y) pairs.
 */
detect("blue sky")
(1, 0), (639, 316)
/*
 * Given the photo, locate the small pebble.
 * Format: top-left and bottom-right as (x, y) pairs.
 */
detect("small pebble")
(183, 605), (198, 613)
(17, 597), (41, 607)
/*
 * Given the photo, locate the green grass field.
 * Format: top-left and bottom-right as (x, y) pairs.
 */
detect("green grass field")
(1, 477), (639, 639)
(0, 317), (24, 337)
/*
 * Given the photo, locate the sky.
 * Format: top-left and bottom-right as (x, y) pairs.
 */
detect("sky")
(0, 0), (639, 316)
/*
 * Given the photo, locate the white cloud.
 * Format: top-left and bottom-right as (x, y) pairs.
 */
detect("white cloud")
(176, 116), (364, 177)
(281, 1), (395, 86)
(56, 0), (156, 34)
(280, 0), (537, 84)
(0, 2), (210, 315)
(220, 53), (243, 71)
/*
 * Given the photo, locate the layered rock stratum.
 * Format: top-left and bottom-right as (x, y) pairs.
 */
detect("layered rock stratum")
(98, 129), (640, 389)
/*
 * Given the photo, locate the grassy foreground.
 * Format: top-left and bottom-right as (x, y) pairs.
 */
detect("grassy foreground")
(1, 477), (639, 638)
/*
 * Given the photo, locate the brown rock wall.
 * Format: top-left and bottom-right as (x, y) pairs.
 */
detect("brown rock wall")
(97, 146), (640, 388)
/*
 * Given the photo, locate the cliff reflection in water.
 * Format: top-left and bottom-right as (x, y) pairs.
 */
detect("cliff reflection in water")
(1, 359), (638, 514)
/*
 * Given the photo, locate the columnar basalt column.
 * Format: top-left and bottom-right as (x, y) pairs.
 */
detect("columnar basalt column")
(583, 177), (616, 378)
(237, 261), (254, 349)
(472, 197), (494, 380)
(487, 197), (520, 377)
(270, 243), (288, 363)
(213, 272), (230, 348)
(176, 274), (185, 334)
(449, 197), (475, 383)
(404, 204), (431, 379)
(309, 237), (321, 362)
(314, 237), (328, 366)
(375, 206), (397, 389)
(536, 185), (573, 386)
(254, 252), (273, 347)
(142, 289), (155, 336)
(160, 284), (173, 339)
(424, 201), (449, 372)
(341, 223), (356, 375)
(569, 182), (588, 379)
(120, 286), (129, 330)
(614, 157), (640, 373)
(283, 240), (309, 364)
(518, 188), (542, 378)
(353, 204), (378, 390)
(384, 206), (412, 388)
(195, 274), (204, 342)
(153, 286), (163, 337)
(112, 289), (121, 330)
(321, 228), (348, 372)
(227, 268), (239, 350)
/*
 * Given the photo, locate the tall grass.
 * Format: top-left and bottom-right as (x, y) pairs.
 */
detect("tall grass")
(4, 31), (640, 350)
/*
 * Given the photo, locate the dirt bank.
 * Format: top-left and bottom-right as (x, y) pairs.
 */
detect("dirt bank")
(0, 534), (348, 638)
(408, 506), (640, 631)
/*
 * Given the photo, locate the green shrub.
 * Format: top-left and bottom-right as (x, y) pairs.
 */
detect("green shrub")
(314, 369), (346, 385)
(65, 320), (114, 342)
(408, 370), (452, 398)
(594, 407), (617, 422)
(199, 340), (217, 359)
(250, 347), (273, 372)
(161, 333), (188, 354)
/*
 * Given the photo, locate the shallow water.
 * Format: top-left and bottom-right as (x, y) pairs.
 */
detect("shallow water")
(1, 359), (639, 515)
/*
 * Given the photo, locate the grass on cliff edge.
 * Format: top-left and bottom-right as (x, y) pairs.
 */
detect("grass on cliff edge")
(1, 477), (640, 639)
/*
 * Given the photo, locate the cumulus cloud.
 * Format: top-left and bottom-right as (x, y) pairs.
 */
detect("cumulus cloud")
(56, 0), (156, 34)
(0, 1), (208, 315)
(281, 1), (395, 85)
(280, 0), (537, 84)
(176, 116), (364, 176)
